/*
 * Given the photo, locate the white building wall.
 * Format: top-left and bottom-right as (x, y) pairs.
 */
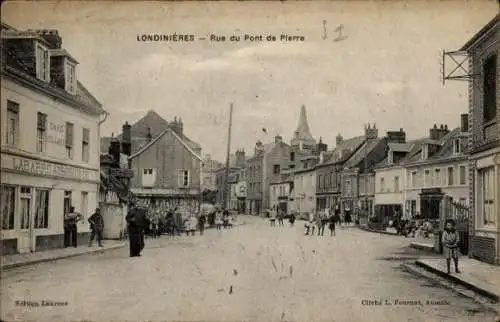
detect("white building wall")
(375, 167), (405, 206)
(1, 78), (101, 253)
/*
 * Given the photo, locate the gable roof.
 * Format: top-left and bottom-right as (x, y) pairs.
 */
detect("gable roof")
(460, 14), (499, 51)
(129, 127), (202, 161)
(343, 137), (385, 169)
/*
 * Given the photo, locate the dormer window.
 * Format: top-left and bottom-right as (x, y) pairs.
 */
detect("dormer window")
(453, 138), (461, 155)
(422, 145), (428, 160)
(65, 59), (76, 94)
(35, 42), (50, 82)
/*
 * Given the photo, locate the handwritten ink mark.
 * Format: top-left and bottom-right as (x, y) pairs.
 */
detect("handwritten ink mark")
(333, 24), (348, 42)
(322, 20), (327, 40)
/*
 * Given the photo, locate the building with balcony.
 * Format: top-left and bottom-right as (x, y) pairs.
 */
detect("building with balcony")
(459, 14), (500, 265)
(1, 25), (106, 254)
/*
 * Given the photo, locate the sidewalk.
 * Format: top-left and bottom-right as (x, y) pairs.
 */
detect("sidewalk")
(415, 257), (500, 302)
(1, 240), (126, 270)
(409, 236), (436, 252)
(358, 225), (399, 235)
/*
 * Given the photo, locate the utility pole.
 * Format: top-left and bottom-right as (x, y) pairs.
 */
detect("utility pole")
(223, 103), (234, 210)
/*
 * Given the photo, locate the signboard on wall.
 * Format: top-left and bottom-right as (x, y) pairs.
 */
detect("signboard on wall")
(46, 122), (66, 146)
(235, 181), (247, 198)
(1, 153), (99, 182)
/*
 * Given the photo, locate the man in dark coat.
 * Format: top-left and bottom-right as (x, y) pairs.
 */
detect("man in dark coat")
(88, 208), (104, 247)
(126, 204), (147, 257)
(198, 212), (207, 236)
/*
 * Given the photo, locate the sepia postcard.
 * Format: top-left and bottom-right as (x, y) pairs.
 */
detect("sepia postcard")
(1, 1), (499, 321)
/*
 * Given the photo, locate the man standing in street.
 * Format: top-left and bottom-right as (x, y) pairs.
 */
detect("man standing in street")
(64, 206), (83, 248)
(198, 211), (207, 236)
(88, 208), (104, 247)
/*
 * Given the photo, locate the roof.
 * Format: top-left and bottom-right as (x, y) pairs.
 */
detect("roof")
(460, 14), (499, 51)
(129, 127), (203, 161)
(387, 142), (413, 153)
(291, 105), (315, 146)
(50, 49), (79, 63)
(343, 138), (384, 169)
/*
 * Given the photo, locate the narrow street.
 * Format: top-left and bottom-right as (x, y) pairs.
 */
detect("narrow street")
(2, 216), (497, 322)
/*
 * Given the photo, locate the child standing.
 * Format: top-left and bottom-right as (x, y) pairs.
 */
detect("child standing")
(442, 219), (461, 274)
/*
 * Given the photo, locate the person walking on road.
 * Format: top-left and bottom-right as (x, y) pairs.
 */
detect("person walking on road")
(442, 219), (461, 274)
(289, 212), (296, 227)
(198, 212), (207, 235)
(277, 209), (285, 227)
(344, 206), (352, 226)
(270, 207), (277, 227)
(64, 206), (83, 248)
(88, 208), (104, 247)
(215, 209), (223, 230)
(126, 204), (147, 257)
(329, 208), (340, 236)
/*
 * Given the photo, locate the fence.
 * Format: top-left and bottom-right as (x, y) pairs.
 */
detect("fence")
(439, 196), (470, 255)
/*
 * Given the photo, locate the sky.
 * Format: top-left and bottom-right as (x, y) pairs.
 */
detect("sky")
(2, 1), (498, 161)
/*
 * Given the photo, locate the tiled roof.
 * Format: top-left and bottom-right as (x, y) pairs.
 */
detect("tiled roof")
(331, 135), (366, 162)
(129, 128), (202, 161)
(343, 138), (384, 169)
(387, 142), (413, 152)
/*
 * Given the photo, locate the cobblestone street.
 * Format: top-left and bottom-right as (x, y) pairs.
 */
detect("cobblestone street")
(2, 217), (498, 322)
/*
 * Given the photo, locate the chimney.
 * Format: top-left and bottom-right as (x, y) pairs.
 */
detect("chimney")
(108, 138), (121, 165)
(255, 140), (264, 155)
(364, 123), (378, 140)
(336, 134), (343, 146)
(316, 137), (328, 153)
(235, 149), (246, 167)
(121, 121), (132, 156)
(31, 29), (62, 49)
(275, 135), (283, 144)
(460, 114), (469, 133)
(386, 128), (406, 143)
(169, 116), (183, 135)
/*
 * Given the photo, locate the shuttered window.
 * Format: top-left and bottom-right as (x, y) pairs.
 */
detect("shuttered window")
(65, 122), (74, 159)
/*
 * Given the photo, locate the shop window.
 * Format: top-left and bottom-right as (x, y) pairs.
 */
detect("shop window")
(480, 167), (496, 227)
(1, 185), (15, 230)
(34, 189), (50, 229)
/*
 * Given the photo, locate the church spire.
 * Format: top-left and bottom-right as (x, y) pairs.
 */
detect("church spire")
(294, 104), (314, 140)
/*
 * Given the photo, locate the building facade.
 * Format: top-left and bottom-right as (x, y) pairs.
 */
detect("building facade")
(201, 154), (224, 192)
(1, 26), (105, 254)
(125, 113), (203, 217)
(293, 166), (317, 218)
(460, 14), (500, 265)
(401, 124), (469, 221)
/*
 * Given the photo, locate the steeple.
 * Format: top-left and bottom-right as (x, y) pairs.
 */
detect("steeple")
(290, 104), (316, 151)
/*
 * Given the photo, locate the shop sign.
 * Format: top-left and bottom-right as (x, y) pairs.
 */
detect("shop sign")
(46, 122), (66, 146)
(1, 154), (98, 182)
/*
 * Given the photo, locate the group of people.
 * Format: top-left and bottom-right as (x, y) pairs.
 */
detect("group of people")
(214, 209), (235, 230)
(267, 207), (292, 227)
(304, 206), (342, 236)
(63, 206), (105, 248)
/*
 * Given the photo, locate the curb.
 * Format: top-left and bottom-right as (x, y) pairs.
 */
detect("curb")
(2, 244), (126, 271)
(414, 260), (499, 302)
(409, 242), (436, 253)
(358, 226), (399, 236)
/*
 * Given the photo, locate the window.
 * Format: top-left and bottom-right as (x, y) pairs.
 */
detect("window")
(411, 171), (417, 188)
(178, 170), (190, 187)
(34, 189), (50, 229)
(422, 145), (428, 160)
(82, 128), (90, 162)
(65, 122), (74, 159)
(480, 167), (495, 226)
(65, 60), (76, 94)
(459, 198), (467, 206)
(1, 185), (15, 230)
(434, 169), (441, 186)
(81, 192), (88, 218)
(36, 112), (47, 153)
(483, 54), (497, 123)
(35, 43), (50, 82)
(447, 167), (454, 186)
(380, 177), (385, 192)
(459, 166), (466, 185)
(394, 176), (400, 192)
(64, 191), (72, 215)
(289, 164), (295, 169)
(424, 170), (431, 187)
(6, 101), (19, 146)
(273, 164), (280, 174)
(290, 152), (295, 162)
(318, 175), (322, 189)
(20, 187), (32, 230)
(453, 138), (461, 155)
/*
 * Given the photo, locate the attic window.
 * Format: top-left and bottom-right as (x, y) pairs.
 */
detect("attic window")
(65, 59), (76, 94)
(453, 138), (460, 155)
(35, 42), (50, 82)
